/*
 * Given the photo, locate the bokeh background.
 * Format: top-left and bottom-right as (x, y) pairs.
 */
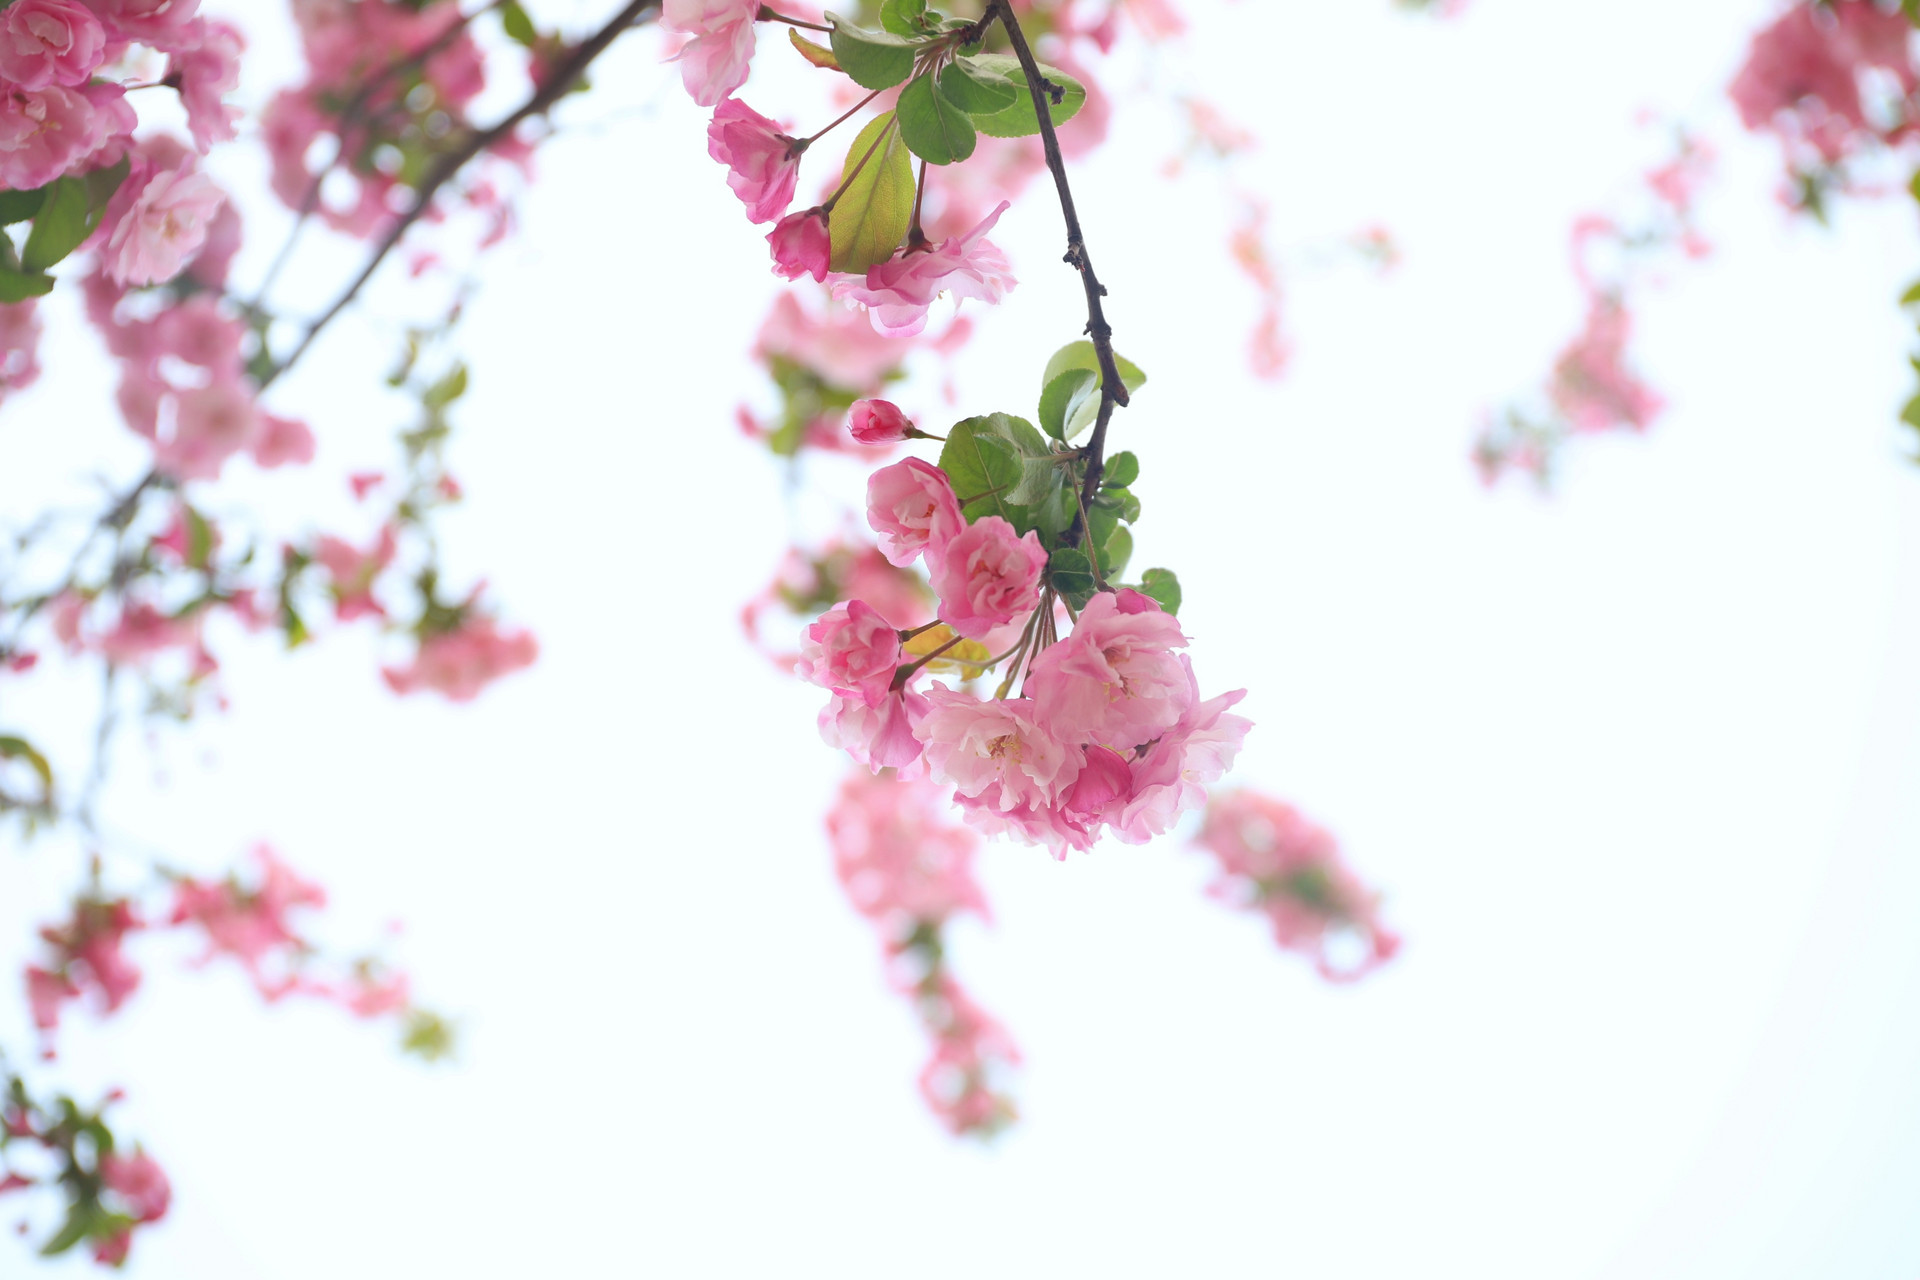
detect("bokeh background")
(4, 0), (1920, 1274)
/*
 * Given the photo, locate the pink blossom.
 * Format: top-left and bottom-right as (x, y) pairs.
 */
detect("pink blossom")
(798, 598), (902, 707)
(927, 516), (1045, 640)
(753, 292), (903, 391)
(820, 685), (930, 772)
(83, 0), (203, 47)
(1192, 791), (1399, 982)
(314, 526), (397, 622)
(661, 0), (759, 106)
(168, 19), (243, 151)
(915, 973), (1019, 1136)
(1113, 660), (1251, 844)
(1730, 1), (1915, 163)
(155, 374), (258, 481)
(849, 398), (913, 444)
(251, 412), (316, 469)
(917, 689), (1078, 834)
(1550, 296), (1663, 434)
(768, 206), (830, 282)
(154, 292), (244, 371)
(92, 1229), (132, 1266)
(708, 98), (802, 223)
(24, 965), (76, 1032)
(104, 162), (227, 287)
(1052, 745), (1134, 848)
(349, 471), (384, 500)
(171, 844), (326, 999)
(100, 1151), (170, 1223)
(382, 616), (538, 702)
(826, 770), (988, 927)
(94, 601), (202, 666)
(866, 457), (963, 568)
(1028, 588), (1191, 748)
(833, 201), (1018, 337)
(0, 84), (98, 190)
(0, 0), (104, 90)
(338, 967), (410, 1018)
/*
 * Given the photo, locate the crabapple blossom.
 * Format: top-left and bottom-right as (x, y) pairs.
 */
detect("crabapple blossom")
(170, 844), (327, 1000)
(768, 206), (831, 282)
(1114, 663), (1251, 844)
(826, 770), (988, 927)
(848, 398), (914, 444)
(707, 98), (803, 223)
(866, 457), (964, 568)
(798, 598), (904, 707)
(1193, 791), (1399, 981)
(314, 527), (398, 622)
(833, 201), (1018, 337)
(382, 615), (539, 702)
(100, 1152), (170, 1224)
(0, 0), (105, 90)
(661, 0), (759, 106)
(1027, 588), (1191, 747)
(0, 84), (100, 190)
(167, 19), (243, 151)
(820, 686), (930, 772)
(917, 689), (1077, 827)
(926, 516), (1045, 640)
(103, 162), (227, 287)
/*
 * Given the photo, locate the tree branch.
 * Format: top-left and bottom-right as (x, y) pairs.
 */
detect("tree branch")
(262, 0), (661, 392)
(986, 0), (1129, 551)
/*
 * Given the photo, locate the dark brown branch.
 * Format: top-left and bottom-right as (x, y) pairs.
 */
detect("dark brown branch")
(262, 0), (660, 392)
(985, 0), (1129, 552)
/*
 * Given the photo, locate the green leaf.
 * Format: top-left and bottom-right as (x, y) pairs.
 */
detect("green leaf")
(1094, 484), (1140, 523)
(422, 363), (468, 409)
(1902, 393), (1920, 429)
(1102, 450), (1139, 488)
(21, 177), (89, 273)
(827, 15), (917, 90)
(939, 416), (1025, 526)
(0, 735), (53, 797)
(0, 264), (53, 303)
(1049, 546), (1097, 608)
(1138, 567), (1181, 615)
(0, 186), (45, 225)
(897, 72), (976, 165)
(1101, 524), (1133, 580)
(789, 28), (840, 69)
(183, 505), (215, 570)
(939, 58), (1019, 114)
(879, 0), (927, 36)
(82, 155), (130, 214)
(829, 111), (915, 274)
(964, 54), (1088, 139)
(1902, 279), (1920, 308)
(1037, 367), (1095, 441)
(1041, 340), (1147, 439)
(500, 0), (537, 45)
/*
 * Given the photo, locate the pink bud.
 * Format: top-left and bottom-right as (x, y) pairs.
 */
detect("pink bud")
(848, 398), (913, 444)
(768, 207), (831, 283)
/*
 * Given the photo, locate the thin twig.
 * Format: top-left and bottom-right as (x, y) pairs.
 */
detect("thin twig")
(262, 0), (661, 391)
(986, 0), (1128, 552)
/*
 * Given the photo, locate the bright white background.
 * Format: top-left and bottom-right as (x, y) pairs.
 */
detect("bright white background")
(4, 0), (1920, 1275)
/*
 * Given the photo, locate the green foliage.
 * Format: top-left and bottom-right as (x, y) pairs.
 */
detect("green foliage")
(1037, 367), (1095, 441)
(0, 187), (46, 225)
(0, 734), (53, 799)
(499, 0), (537, 45)
(828, 111), (915, 274)
(938, 58), (1020, 114)
(1049, 546), (1097, 608)
(880, 0), (929, 36)
(1137, 567), (1182, 614)
(1103, 450), (1139, 488)
(897, 71), (977, 165)
(827, 15), (917, 89)
(964, 54), (1088, 138)
(1041, 339), (1147, 439)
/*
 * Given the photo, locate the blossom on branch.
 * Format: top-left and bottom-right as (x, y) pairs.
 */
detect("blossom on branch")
(662, 0), (759, 106)
(708, 97), (803, 223)
(832, 201), (1018, 337)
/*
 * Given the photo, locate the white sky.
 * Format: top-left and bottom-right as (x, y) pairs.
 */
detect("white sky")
(4, 0), (1920, 1276)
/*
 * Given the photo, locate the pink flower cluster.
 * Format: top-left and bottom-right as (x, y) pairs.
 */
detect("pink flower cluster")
(0, 1093), (172, 1267)
(1549, 295), (1664, 435)
(94, 1150), (171, 1264)
(86, 142), (314, 484)
(825, 769), (1017, 1135)
(263, 0), (502, 238)
(1192, 791), (1399, 982)
(382, 612), (539, 702)
(827, 769), (989, 931)
(809, 452), (1250, 856)
(24, 896), (143, 1040)
(170, 844), (330, 1001)
(314, 525), (398, 622)
(1731, 1), (1916, 167)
